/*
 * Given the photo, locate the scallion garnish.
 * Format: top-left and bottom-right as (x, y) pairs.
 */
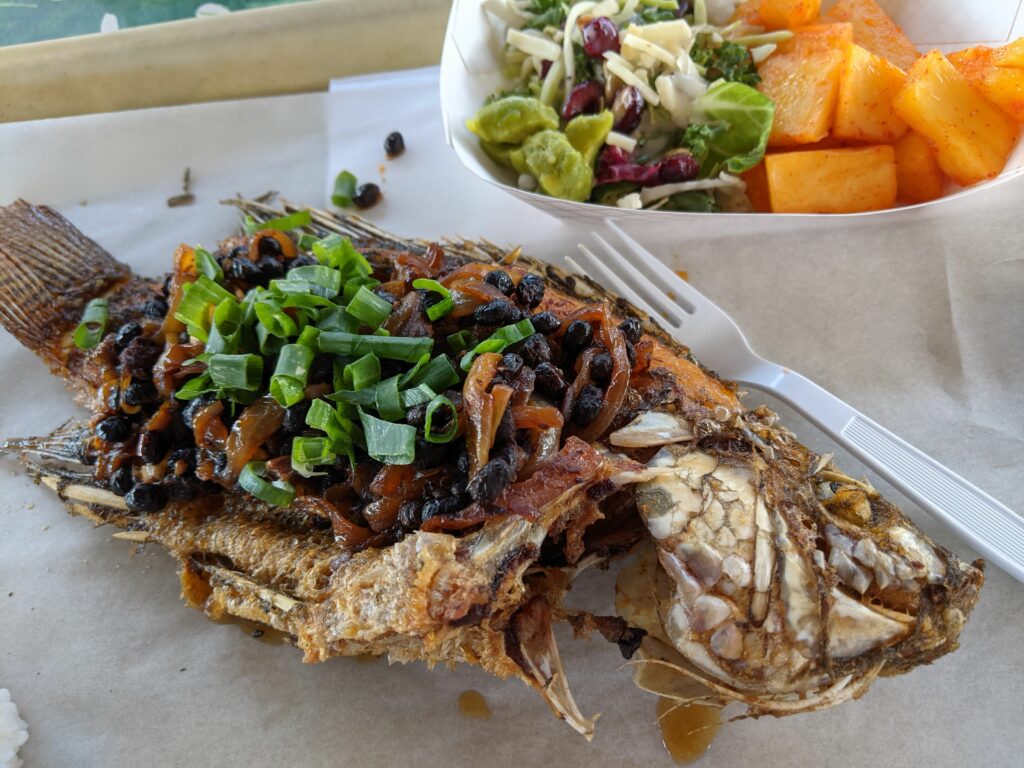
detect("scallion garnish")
(239, 461), (295, 507)
(424, 395), (458, 444)
(446, 330), (477, 352)
(259, 209), (312, 232)
(270, 343), (314, 407)
(298, 233), (318, 251)
(174, 373), (214, 400)
(175, 276), (234, 341)
(400, 383), (437, 409)
(346, 286), (393, 328)
(73, 298), (109, 350)
(316, 305), (361, 333)
(195, 246), (223, 282)
(286, 265), (342, 299)
(344, 352), (381, 391)
(460, 318), (535, 371)
(291, 436), (336, 478)
(331, 171), (358, 208)
(374, 376), (404, 422)
(342, 276), (381, 303)
(359, 408), (416, 465)
(208, 353), (263, 391)
(205, 298), (245, 355)
(412, 278), (454, 321)
(254, 300), (299, 338)
(318, 331), (433, 362)
(312, 234), (372, 279)
(404, 353), (460, 390)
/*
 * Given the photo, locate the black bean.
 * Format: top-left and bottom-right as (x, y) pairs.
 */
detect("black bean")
(229, 244), (249, 260)
(139, 430), (169, 464)
(590, 351), (613, 384)
(142, 297), (169, 319)
(256, 254), (285, 282)
(517, 334), (551, 367)
(500, 352), (523, 378)
(122, 380), (158, 407)
(398, 500), (422, 530)
(109, 464), (135, 497)
(96, 416), (131, 443)
(494, 408), (515, 447)
(166, 477), (199, 502)
(572, 384), (603, 426)
(421, 496), (462, 520)
(308, 354), (333, 385)
(404, 403), (428, 428)
(354, 183), (382, 209)
(169, 447), (196, 474)
(125, 483), (167, 513)
(530, 311), (561, 335)
(419, 289), (442, 312)
(385, 131), (406, 157)
(182, 393), (215, 426)
(619, 316), (643, 344)
(414, 438), (446, 469)
(281, 401), (311, 435)
(467, 458), (516, 504)
(449, 479), (467, 498)
(516, 274), (545, 309)
(533, 362), (567, 398)
(473, 299), (515, 326)
(114, 323), (142, 350)
(257, 235), (282, 258)
(563, 320), (594, 353)
(484, 269), (515, 296)
(288, 254), (318, 269)
(229, 257), (261, 282)
(456, 450), (470, 477)
(119, 338), (161, 380)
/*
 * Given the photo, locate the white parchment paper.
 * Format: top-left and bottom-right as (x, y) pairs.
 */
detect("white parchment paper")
(0, 70), (1022, 768)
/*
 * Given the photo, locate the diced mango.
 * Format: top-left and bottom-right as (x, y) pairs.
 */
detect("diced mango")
(893, 132), (944, 204)
(893, 51), (1019, 186)
(992, 39), (1024, 69)
(765, 146), (897, 213)
(740, 163), (772, 212)
(759, 24), (852, 146)
(834, 44), (908, 142)
(757, 0), (820, 30)
(824, 0), (920, 71)
(949, 46), (1024, 123)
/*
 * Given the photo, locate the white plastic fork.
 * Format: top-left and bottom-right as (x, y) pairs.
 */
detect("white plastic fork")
(564, 221), (1024, 584)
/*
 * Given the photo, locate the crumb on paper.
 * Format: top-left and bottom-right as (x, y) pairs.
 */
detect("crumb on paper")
(167, 168), (195, 208)
(0, 688), (29, 768)
(675, 270), (689, 282)
(40, 526), (49, 532)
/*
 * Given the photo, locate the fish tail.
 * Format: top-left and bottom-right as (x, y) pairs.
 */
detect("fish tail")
(0, 200), (130, 362)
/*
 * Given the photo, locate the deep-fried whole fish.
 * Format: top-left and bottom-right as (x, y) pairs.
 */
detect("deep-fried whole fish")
(0, 199), (983, 741)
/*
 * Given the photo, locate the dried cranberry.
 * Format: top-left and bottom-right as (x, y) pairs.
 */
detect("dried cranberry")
(540, 59), (553, 79)
(600, 145), (633, 167)
(659, 153), (700, 183)
(596, 146), (662, 186)
(581, 17), (620, 58)
(611, 86), (644, 134)
(562, 80), (603, 122)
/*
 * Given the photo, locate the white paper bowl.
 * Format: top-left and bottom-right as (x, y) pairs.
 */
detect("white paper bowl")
(440, 0), (1024, 229)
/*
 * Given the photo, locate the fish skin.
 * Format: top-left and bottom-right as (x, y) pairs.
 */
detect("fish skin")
(0, 199), (984, 735)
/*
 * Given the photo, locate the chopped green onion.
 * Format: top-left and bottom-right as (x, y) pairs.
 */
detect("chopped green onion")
(270, 343), (314, 407)
(412, 278), (454, 321)
(330, 388), (377, 407)
(318, 331), (433, 362)
(398, 352), (431, 387)
(446, 330), (477, 352)
(174, 373), (214, 400)
(332, 170), (358, 208)
(73, 298), (109, 349)
(400, 383), (436, 409)
(208, 353), (263, 391)
(286, 265), (342, 298)
(243, 215), (260, 235)
(405, 353), (461, 390)
(346, 286), (392, 328)
(461, 318), (535, 371)
(344, 352), (381, 391)
(239, 461), (295, 507)
(374, 375), (404, 421)
(254, 301), (299, 338)
(255, 323), (284, 356)
(260, 209), (312, 232)
(195, 246), (223, 282)
(342, 276), (381, 303)
(205, 298), (247, 355)
(297, 325), (320, 348)
(424, 395), (458, 444)
(291, 436), (336, 478)
(312, 234), (371, 279)
(298, 233), (318, 251)
(359, 409), (416, 465)
(175, 276), (234, 341)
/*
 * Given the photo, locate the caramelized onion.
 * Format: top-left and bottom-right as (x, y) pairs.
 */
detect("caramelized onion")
(225, 395), (285, 478)
(464, 353), (504, 476)
(393, 251), (432, 283)
(441, 262), (526, 287)
(192, 401), (228, 452)
(448, 279), (505, 319)
(153, 342), (205, 397)
(493, 437), (604, 520)
(511, 405), (563, 431)
(423, 243), (446, 274)
(295, 495), (372, 547)
(363, 465), (440, 532)
(162, 244), (198, 341)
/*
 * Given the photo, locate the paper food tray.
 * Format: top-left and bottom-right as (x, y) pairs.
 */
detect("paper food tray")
(440, 0), (1024, 230)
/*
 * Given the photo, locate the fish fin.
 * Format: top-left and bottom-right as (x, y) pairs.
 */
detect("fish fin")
(0, 200), (130, 360)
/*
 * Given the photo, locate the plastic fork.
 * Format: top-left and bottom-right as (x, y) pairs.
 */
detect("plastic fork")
(563, 221), (1024, 584)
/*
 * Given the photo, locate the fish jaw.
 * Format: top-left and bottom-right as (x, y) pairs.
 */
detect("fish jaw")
(625, 413), (984, 715)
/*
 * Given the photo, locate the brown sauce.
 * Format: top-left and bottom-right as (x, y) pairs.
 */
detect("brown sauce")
(457, 689), (492, 720)
(354, 653), (380, 664)
(210, 614), (289, 646)
(656, 697), (721, 765)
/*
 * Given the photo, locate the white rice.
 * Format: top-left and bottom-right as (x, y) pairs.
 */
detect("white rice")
(0, 689), (28, 768)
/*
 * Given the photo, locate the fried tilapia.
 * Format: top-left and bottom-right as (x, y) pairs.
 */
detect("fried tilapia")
(0, 199), (983, 741)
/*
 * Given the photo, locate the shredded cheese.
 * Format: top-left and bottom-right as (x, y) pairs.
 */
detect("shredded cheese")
(562, 1), (597, 90)
(603, 52), (660, 105)
(622, 33), (677, 68)
(616, 193), (643, 209)
(640, 173), (745, 205)
(606, 131), (638, 152)
(507, 28), (563, 61)
(750, 43), (777, 64)
(539, 56), (565, 106)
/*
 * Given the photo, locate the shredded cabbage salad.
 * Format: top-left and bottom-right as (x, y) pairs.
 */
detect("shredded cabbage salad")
(470, 0), (790, 212)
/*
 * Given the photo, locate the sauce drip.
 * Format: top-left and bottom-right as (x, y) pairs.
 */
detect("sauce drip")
(656, 697), (721, 765)
(457, 690), (492, 720)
